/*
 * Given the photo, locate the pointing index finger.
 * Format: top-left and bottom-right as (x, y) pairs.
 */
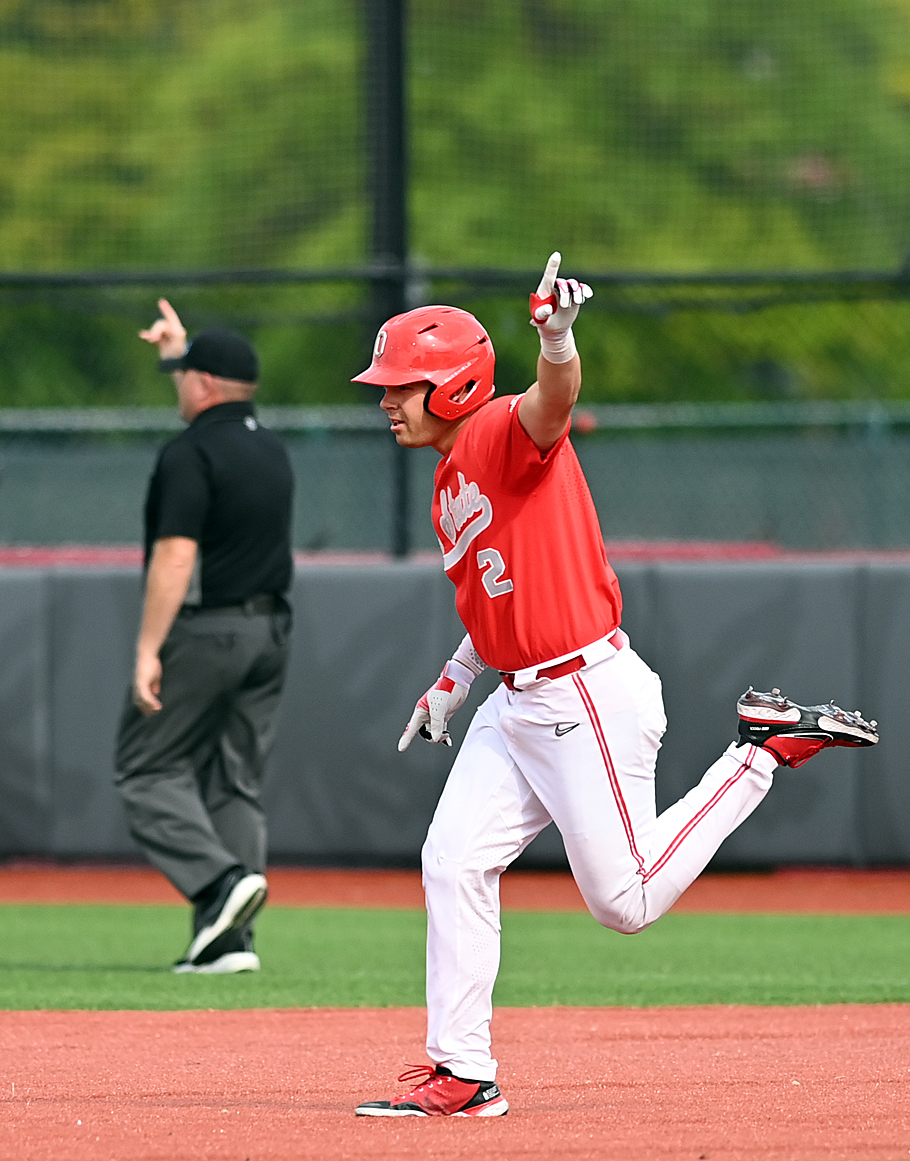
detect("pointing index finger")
(536, 251), (562, 298)
(156, 298), (183, 327)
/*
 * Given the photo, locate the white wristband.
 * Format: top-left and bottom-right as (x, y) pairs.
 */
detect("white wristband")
(443, 658), (478, 688)
(538, 327), (577, 365)
(445, 634), (486, 687)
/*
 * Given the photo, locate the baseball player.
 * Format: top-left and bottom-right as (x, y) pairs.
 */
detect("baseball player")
(351, 253), (879, 1118)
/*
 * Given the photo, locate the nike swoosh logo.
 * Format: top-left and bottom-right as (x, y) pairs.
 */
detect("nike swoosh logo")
(555, 723), (579, 737)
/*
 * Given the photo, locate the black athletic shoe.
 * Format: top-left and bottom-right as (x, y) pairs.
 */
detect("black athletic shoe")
(184, 868), (267, 966)
(173, 930), (260, 975)
(737, 686), (878, 768)
(355, 1065), (508, 1117)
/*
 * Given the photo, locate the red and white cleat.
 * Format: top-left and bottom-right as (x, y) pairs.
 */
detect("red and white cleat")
(355, 1064), (508, 1117)
(737, 687), (878, 768)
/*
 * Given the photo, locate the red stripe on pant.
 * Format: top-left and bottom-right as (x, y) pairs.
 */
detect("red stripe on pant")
(642, 748), (755, 883)
(572, 673), (646, 876)
(574, 672), (756, 886)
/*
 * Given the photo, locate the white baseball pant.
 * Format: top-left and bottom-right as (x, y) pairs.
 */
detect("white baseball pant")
(421, 632), (776, 1081)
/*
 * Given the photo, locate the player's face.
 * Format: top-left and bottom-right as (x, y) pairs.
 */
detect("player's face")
(380, 381), (449, 449)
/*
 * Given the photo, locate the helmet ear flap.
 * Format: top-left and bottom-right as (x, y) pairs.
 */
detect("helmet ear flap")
(425, 379), (478, 414)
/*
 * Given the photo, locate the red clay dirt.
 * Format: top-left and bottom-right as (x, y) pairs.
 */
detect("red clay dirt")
(1, 1005), (909, 1161)
(1, 863), (910, 912)
(2, 866), (909, 1160)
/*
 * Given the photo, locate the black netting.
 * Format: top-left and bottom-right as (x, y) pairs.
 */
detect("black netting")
(412, 0), (910, 271)
(3, 2), (910, 550)
(0, 0), (365, 272)
(3, 0), (910, 276)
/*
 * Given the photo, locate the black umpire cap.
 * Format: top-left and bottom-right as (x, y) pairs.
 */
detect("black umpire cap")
(158, 328), (259, 384)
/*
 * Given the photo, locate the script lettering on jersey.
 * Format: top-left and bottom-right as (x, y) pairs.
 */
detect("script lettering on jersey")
(439, 471), (493, 570)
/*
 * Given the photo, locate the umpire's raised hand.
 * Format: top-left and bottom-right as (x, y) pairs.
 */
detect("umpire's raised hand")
(140, 298), (187, 361)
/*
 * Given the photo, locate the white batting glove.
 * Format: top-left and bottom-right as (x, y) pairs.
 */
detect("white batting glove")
(398, 636), (485, 752)
(529, 252), (593, 364)
(398, 672), (468, 751)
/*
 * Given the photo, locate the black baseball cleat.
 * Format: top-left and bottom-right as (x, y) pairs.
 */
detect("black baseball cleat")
(737, 687), (878, 769)
(173, 930), (261, 975)
(355, 1064), (508, 1117)
(184, 867), (268, 966)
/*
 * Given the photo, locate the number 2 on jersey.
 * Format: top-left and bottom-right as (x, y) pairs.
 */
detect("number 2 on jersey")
(477, 548), (514, 598)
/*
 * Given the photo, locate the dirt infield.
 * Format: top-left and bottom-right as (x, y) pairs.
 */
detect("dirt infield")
(1, 862), (909, 912)
(3, 866), (909, 1159)
(2, 1005), (909, 1161)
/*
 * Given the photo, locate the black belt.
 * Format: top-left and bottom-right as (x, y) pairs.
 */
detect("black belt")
(180, 594), (284, 617)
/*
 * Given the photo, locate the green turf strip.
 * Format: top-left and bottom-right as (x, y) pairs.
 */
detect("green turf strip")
(0, 905), (908, 1010)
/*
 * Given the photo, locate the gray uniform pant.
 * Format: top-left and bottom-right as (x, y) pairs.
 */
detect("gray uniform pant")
(114, 601), (291, 902)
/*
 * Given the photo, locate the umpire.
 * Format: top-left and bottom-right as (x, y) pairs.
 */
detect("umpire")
(115, 299), (294, 974)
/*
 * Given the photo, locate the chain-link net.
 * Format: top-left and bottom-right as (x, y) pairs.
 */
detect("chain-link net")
(0, 398), (908, 552)
(2, 276), (910, 554)
(2, 2), (910, 552)
(2, 274), (910, 407)
(411, 0), (910, 272)
(435, 274), (910, 400)
(3, 0), (910, 276)
(0, 0), (365, 273)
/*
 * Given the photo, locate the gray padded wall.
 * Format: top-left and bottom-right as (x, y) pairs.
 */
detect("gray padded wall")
(0, 572), (53, 854)
(48, 572), (144, 856)
(264, 564), (468, 862)
(0, 560), (901, 869)
(854, 564), (910, 862)
(619, 563), (867, 866)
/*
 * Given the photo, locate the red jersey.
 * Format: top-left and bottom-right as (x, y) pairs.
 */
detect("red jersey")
(431, 394), (622, 672)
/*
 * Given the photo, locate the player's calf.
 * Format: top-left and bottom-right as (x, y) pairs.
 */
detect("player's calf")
(737, 687), (878, 769)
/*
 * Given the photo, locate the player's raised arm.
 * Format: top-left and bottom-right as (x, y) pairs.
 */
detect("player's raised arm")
(518, 252), (593, 452)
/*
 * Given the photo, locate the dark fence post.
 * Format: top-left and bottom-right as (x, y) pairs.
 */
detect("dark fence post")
(365, 0), (410, 557)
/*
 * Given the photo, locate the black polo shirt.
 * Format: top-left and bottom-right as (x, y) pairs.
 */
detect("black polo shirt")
(144, 401), (293, 606)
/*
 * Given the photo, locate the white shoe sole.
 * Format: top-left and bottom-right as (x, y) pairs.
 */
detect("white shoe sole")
(186, 874), (268, 964)
(173, 951), (261, 975)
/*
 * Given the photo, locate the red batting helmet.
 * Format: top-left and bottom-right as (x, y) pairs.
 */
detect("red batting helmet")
(352, 305), (495, 420)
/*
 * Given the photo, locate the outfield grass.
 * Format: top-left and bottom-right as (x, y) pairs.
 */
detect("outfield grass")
(1, 904), (908, 1010)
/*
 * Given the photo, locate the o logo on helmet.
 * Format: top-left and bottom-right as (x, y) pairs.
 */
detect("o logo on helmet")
(374, 329), (388, 359)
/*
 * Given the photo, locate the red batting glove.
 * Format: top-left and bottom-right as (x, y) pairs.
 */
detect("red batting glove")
(530, 288), (558, 324)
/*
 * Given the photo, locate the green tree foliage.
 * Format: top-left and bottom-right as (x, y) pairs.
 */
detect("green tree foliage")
(411, 0), (910, 271)
(0, 0), (363, 271)
(1, 0), (910, 404)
